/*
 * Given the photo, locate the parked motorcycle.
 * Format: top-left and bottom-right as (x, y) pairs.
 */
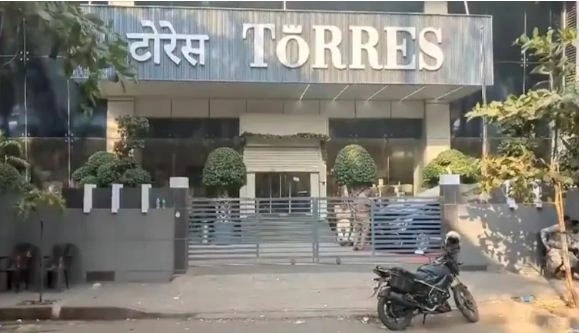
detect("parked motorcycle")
(371, 232), (479, 330)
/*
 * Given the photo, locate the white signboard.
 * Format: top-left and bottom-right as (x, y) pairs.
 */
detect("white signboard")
(242, 23), (444, 71)
(127, 20), (209, 66)
(126, 20), (444, 71)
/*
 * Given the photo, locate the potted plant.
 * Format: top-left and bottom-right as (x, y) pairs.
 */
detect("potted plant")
(333, 144), (377, 250)
(202, 147), (246, 245)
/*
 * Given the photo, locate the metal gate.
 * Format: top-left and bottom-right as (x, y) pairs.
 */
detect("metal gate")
(187, 197), (442, 266)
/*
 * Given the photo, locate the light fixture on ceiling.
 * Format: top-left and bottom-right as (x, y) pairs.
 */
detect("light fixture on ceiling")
(365, 85), (389, 102)
(400, 86), (425, 101)
(299, 84), (311, 101)
(332, 85), (350, 101)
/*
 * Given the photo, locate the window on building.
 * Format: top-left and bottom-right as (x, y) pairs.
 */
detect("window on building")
(143, 117), (241, 189)
(448, 1), (563, 157)
(329, 119), (422, 139)
(147, 118), (240, 139)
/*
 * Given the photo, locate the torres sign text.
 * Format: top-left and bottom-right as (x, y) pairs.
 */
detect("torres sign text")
(127, 20), (444, 71)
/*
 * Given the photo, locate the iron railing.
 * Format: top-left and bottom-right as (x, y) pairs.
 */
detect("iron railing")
(187, 197), (442, 266)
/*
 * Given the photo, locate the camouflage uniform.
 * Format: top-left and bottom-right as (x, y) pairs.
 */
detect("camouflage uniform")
(350, 188), (373, 250)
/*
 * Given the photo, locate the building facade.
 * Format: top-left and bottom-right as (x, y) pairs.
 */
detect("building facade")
(0, 1), (567, 198)
(97, 1), (492, 199)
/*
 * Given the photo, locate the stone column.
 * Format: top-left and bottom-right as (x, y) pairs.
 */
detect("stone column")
(106, 98), (135, 153)
(423, 101), (451, 164)
(415, 101), (451, 189)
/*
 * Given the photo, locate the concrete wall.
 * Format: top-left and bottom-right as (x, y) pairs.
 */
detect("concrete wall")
(0, 190), (183, 284)
(440, 187), (579, 272)
(443, 203), (556, 272)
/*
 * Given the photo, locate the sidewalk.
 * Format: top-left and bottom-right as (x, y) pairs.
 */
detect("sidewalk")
(0, 266), (575, 321)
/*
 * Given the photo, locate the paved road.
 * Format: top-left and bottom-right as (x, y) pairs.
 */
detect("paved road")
(1, 306), (576, 333)
(1, 298), (577, 333)
(0, 318), (570, 333)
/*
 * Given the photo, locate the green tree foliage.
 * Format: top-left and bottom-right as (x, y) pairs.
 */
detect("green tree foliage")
(0, 163), (24, 194)
(466, 27), (579, 306)
(0, 132), (29, 173)
(0, 2), (135, 112)
(17, 188), (65, 219)
(113, 115), (150, 158)
(333, 144), (377, 189)
(202, 147), (246, 197)
(422, 149), (480, 188)
(0, 137), (65, 216)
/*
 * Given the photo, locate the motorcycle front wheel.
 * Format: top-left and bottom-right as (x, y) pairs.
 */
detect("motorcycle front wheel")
(377, 296), (414, 331)
(452, 283), (479, 323)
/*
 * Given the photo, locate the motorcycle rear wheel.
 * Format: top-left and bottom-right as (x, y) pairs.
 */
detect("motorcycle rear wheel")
(452, 283), (479, 323)
(377, 296), (413, 331)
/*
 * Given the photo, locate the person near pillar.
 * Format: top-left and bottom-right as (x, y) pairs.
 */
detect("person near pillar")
(540, 216), (579, 278)
(351, 187), (374, 251)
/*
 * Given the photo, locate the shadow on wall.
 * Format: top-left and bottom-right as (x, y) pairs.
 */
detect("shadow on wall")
(459, 203), (557, 273)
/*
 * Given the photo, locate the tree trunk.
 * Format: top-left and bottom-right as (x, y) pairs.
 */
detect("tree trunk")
(554, 181), (579, 307)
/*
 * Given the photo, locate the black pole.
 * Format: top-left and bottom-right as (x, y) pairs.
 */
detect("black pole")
(39, 219), (44, 303)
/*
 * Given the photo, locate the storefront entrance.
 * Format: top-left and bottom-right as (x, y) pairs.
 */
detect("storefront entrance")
(255, 172), (311, 214)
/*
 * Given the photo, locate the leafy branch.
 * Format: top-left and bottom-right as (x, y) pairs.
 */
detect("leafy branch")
(0, 2), (136, 113)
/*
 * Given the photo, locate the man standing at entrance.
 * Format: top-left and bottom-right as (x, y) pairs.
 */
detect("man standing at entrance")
(351, 187), (373, 251)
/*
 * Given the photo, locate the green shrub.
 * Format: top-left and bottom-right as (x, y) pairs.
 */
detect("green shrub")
(86, 151), (117, 173)
(0, 163), (25, 194)
(121, 167), (152, 187)
(422, 149), (480, 188)
(96, 160), (123, 187)
(71, 165), (92, 182)
(202, 147), (246, 196)
(334, 144), (377, 188)
(79, 175), (98, 186)
(73, 152), (151, 188)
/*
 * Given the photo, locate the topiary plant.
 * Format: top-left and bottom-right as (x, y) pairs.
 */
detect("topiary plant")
(0, 163), (26, 194)
(121, 167), (152, 187)
(334, 144), (377, 190)
(422, 149), (480, 188)
(0, 132), (29, 173)
(202, 147), (246, 197)
(72, 151), (151, 188)
(71, 165), (92, 183)
(96, 160), (123, 188)
(86, 151), (117, 173)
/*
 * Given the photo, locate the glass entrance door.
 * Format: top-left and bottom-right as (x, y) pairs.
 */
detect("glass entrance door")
(255, 172), (311, 214)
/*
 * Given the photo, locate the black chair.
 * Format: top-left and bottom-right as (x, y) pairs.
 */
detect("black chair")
(0, 243), (38, 292)
(44, 243), (74, 290)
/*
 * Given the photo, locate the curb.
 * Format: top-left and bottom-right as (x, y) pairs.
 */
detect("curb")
(0, 306), (197, 322)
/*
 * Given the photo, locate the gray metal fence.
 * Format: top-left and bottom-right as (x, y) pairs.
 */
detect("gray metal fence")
(187, 197), (442, 266)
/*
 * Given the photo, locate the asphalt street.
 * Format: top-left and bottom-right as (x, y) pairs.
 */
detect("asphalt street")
(0, 314), (575, 333)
